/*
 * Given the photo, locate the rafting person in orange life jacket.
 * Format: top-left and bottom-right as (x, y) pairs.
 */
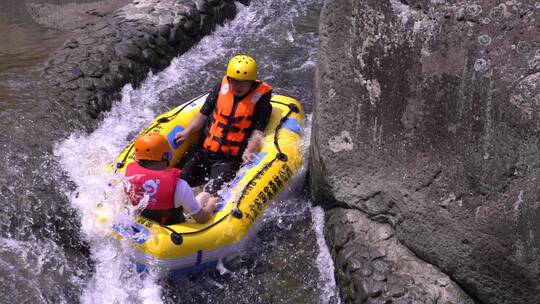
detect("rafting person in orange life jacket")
(124, 133), (219, 224)
(174, 54), (273, 199)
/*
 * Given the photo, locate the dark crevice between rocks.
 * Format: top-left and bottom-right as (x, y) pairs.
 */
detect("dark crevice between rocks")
(329, 189), (402, 228)
(414, 168), (442, 192)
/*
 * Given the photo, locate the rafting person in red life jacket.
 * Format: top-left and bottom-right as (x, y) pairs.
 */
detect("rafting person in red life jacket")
(174, 54), (273, 199)
(124, 133), (218, 224)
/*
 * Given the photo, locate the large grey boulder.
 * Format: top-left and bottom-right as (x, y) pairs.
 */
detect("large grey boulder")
(311, 0), (540, 303)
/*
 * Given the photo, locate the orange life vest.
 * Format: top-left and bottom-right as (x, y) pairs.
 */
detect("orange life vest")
(202, 76), (272, 157)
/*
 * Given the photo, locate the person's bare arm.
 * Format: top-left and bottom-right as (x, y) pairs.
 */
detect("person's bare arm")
(242, 130), (264, 162)
(174, 113), (208, 144)
(192, 192), (218, 223)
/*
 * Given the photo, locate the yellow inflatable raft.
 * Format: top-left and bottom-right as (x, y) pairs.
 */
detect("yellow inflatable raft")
(108, 93), (304, 275)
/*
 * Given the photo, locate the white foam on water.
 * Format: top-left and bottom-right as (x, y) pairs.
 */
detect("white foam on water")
(78, 240), (163, 304)
(54, 19), (251, 304)
(53, 2), (293, 302)
(304, 114), (341, 303)
(55, 86), (164, 303)
(0, 237), (79, 304)
(216, 258), (231, 275)
(311, 206), (341, 304)
(302, 115), (341, 303)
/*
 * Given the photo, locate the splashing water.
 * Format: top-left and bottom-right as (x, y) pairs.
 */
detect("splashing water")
(312, 206), (341, 304)
(53, 0), (340, 303)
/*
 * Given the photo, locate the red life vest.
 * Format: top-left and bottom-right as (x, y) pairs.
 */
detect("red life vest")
(125, 162), (181, 210)
(202, 76), (272, 157)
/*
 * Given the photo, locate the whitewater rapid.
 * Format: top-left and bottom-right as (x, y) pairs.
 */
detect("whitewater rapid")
(53, 1), (340, 303)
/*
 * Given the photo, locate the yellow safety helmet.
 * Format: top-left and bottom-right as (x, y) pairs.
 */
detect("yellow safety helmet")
(226, 54), (257, 81)
(134, 133), (170, 161)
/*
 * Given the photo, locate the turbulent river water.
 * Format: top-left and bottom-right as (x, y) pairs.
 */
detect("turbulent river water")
(0, 0), (341, 303)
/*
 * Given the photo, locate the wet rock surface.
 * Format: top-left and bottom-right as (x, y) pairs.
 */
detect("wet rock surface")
(312, 0), (540, 303)
(41, 0), (245, 124)
(326, 208), (472, 304)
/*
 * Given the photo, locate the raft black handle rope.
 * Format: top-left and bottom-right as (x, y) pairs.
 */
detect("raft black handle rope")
(126, 101), (300, 240)
(231, 208), (243, 219)
(270, 101), (296, 159)
(269, 100), (299, 113)
(114, 92), (209, 242)
(177, 101), (298, 235)
(131, 217), (184, 245)
(229, 102), (296, 216)
(169, 230), (183, 245)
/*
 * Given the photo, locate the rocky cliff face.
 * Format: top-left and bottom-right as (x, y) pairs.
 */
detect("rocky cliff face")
(311, 0), (540, 303)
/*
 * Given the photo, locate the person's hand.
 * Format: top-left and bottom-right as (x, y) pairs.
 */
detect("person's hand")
(206, 196), (220, 213)
(174, 129), (189, 145)
(242, 149), (257, 163)
(243, 130), (263, 163)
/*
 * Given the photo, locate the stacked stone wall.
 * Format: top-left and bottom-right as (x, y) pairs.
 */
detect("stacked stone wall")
(42, 0), (248, 119)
